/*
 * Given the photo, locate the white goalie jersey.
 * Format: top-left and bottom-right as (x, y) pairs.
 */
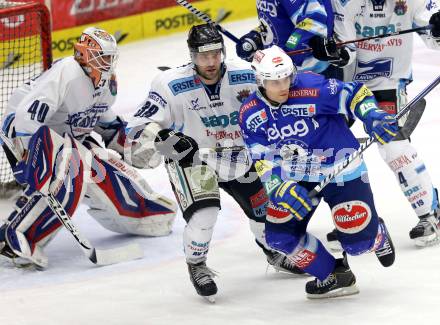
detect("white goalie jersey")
(4, 56), (118, 148)
(128, 60), (257, 149)
(333, 0), (440, 90)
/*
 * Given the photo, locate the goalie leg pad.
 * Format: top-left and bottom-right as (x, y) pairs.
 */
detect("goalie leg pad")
(85, 144), (177, 236)
(183, 206), (219, 263)
(3, 131), (88, 267)
(378, 140), (438, 216)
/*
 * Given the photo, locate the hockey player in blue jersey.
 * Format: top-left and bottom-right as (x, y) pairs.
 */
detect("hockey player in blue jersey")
(239, 45), (398, 298)
(235, 0), (348, 78)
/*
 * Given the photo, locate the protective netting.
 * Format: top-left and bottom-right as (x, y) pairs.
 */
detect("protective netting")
(0, 1), (52, 195)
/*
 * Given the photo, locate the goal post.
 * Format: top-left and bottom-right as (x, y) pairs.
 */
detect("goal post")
(0, 1), (52, 196)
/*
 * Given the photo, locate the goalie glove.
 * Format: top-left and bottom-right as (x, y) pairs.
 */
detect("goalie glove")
(154, 129), (198, 163)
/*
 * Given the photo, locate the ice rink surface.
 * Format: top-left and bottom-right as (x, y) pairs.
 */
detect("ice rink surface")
(1, 18), (440, 325)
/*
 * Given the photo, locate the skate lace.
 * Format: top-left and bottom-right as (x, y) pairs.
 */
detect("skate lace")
(190, 264), (218, 286)
(316, 273), (336, 288)
(417, 216), (440, 235)
(375, 237), (392, 257)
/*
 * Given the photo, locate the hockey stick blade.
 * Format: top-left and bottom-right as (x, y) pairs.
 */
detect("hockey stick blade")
(89, 243), (144, 266)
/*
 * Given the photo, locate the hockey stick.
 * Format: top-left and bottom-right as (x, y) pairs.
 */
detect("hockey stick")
(175, 0), (240, 43)
(286, 25), (432, 56)
(308, 75), (440, 199)
(0, 131), (144, 266)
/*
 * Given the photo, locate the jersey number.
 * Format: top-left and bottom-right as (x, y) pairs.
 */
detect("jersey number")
(134, 101), (159, 118)
(28, 100), (49, 123)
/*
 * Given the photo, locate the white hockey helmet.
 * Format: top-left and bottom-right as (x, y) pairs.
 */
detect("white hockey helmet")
(74, 27), (118, 87)
(251, 45), (296, 88)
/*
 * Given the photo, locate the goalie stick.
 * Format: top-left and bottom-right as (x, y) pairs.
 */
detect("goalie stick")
(0, 131), (144, 266)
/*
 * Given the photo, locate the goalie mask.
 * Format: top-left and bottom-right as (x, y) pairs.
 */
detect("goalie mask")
(74, 27), (118, 88)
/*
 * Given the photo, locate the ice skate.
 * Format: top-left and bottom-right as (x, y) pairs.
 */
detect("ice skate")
(187, 261), (218, 303)
(374, 218), (395, 267)
(326, 228), (343, 252)
(409, 212), (440, 247)
(306, 253), (359, 299)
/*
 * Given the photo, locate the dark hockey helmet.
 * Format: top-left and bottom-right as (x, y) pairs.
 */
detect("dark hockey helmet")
(187, 23), (225, 55)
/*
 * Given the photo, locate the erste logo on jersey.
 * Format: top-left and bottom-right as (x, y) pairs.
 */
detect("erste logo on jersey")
(246, 109), (267, 132)
(169, 76), (203, 95)
(228, 70), (256, 85)
(281, 104), (316, 117)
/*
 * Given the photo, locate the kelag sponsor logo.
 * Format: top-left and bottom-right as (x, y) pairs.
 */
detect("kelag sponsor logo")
(354, 58), (393, 81)
(267, 120), (310, 141)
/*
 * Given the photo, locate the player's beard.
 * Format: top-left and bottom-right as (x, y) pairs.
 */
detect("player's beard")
(197, 65), (221, 83)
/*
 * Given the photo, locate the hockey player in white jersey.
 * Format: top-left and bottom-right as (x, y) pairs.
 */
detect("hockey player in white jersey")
(313, 0), (440, 246)
(0, 27), (177, 268)
(127, 23), (304, 302)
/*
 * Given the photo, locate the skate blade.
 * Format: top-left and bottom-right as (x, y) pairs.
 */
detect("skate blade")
(414, 235), (440, 247)
(202, 295), (216, 303)
(270, 265), (309, 277)
(327, 241), (343, 252)
(307, 285), (360, 299)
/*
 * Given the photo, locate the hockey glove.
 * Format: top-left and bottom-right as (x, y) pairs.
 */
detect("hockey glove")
(363, 109), (399, 144)
(429, 11), (440, 38)
(271, 180), (313, 221)
(236, 30), (263, 62)
(127, 123), (162, 169)
(309, 36), (350, 67)
(154, 129), (198, 163)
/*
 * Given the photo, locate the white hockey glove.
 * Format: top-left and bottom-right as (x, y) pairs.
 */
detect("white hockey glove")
(126, 123), (162, 169)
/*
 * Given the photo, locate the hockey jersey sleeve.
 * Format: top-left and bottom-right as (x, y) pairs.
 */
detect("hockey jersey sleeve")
(126, 72), (174, 140)
(11, 69), (63, 147)
(414, 0), (440, 49)
(331, 0), (358, 65)
(282, 0), (331, 45)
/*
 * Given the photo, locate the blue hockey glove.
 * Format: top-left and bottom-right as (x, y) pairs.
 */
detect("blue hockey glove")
(154, 129), (198, 163)
(271, 180), (313, 221)
(363, 109), (399, 144)
(236, 30), (263, 62)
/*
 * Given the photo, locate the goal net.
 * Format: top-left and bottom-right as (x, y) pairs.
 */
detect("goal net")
(0, 1), (52, 196)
